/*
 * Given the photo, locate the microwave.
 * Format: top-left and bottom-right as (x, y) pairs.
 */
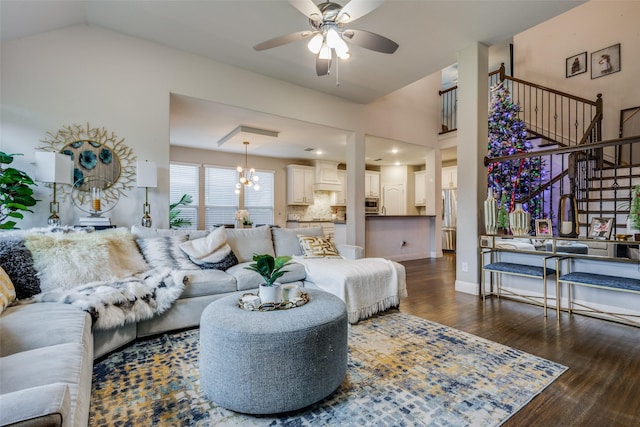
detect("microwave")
(365, 198), (379, 213)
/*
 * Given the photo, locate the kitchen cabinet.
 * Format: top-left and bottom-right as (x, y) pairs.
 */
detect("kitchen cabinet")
(331, 170), (347, 206)
(414, 170), (426, 206)
(287, 165), (315, 205)
(365, 171), (380, 198)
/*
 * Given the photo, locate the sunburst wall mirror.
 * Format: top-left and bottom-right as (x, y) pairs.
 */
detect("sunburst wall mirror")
(39, 123), (136, 215)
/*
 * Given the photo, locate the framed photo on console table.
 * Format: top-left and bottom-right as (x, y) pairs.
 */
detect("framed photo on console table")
(535, 219), (553, 236)
(588, 217), (613, 240)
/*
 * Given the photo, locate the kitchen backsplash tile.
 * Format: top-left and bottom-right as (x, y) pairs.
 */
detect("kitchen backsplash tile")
(287, 191), (345, 221)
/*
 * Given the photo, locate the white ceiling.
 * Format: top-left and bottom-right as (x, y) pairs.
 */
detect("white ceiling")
(1, 0), (583, 165)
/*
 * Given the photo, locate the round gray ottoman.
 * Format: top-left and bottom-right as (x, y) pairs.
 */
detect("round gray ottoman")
(200, 288), (348, 414)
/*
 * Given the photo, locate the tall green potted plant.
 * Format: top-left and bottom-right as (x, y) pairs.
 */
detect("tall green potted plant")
(245, 254), (292, 303)
(0, 152), (37, 229)
(629, 184), (640, 240)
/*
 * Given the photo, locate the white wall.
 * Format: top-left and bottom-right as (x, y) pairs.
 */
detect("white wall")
(514, 1), (640, 141)
(1, 24), (439, 232)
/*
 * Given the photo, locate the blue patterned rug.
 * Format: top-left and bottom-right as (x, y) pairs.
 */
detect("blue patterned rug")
(90, 311), (566, 426)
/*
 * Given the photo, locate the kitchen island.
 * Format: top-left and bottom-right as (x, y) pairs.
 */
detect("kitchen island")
(363, 215), (437, 261)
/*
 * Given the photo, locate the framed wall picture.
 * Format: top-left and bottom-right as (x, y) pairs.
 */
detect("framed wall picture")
(591, 43), (621, 79)
(535, 219), (553, 236)
(566, 52), (587, 78)
(588, 217), (614, 240)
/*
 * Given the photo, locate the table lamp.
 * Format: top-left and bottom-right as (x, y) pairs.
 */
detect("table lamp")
(136, 160), (157, 227)
(35, 151), (73, 226)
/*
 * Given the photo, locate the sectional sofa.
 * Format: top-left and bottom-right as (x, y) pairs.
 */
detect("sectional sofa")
(0, 225), (406, 427)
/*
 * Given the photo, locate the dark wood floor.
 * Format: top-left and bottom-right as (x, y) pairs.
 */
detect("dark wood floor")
(399, 253), (640, 427)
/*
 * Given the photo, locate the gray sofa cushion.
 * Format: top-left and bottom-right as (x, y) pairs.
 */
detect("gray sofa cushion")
(226, 261), (307, 291)
(0, 302), (91, 357)
(0, 383), (70, 427)
(225, 227), (275, 262)
(0, 342), (93, 427)
(181, 270), (238, 298)
(272, 226), (324, 257)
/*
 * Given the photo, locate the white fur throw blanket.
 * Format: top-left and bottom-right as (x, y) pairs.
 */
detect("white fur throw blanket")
(294, 257), (408, 323)
(34, 269), (186, 330)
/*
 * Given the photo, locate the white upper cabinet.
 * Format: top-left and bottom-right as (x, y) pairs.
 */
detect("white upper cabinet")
(287, 165), (315, 205)
(365, 171), (380, 198)
(331, 169), (347, 206)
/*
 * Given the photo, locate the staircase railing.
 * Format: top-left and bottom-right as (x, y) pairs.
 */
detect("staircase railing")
(439, 64), (603, 150)
(484, 136), (640, 234)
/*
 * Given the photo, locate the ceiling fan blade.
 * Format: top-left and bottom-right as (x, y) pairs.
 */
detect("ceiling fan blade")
(288, 0), (323, 23)
(337, 0), (384, 23)
(342, 29), (399, 54)
(316, 56), (331, 76)
(253, 31), (314, 51)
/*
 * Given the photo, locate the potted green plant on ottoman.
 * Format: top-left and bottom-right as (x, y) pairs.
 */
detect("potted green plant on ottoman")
(245, 254), (292, 303)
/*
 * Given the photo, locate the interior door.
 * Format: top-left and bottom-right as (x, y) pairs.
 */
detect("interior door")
(382, 184), (405, 215)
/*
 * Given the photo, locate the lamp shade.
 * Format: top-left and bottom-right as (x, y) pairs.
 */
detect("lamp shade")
(35, 151), (73, 184)
(136, 160), (157, 188)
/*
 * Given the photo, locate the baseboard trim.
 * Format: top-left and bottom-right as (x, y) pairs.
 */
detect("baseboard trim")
(455, 279), (479, 295)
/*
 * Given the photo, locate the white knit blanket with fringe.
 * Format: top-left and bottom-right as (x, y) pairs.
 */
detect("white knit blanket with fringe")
(294, 257), (407, 323)
(33, 268), (186, 330)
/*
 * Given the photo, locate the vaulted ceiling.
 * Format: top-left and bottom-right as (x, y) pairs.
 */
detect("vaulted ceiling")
(1, 0), (584, 163)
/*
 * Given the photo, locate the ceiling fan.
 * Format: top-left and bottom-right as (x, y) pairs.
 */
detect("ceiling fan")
(253, 0), (399, 76)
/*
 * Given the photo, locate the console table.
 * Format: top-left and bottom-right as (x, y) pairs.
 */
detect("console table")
(480, 235), (640, 326)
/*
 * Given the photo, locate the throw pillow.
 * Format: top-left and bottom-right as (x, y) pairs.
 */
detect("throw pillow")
(225, 226), (275, 263)
(179, 226), (231, 264)
(197, 251), (239, 271)
(272, 226), (324, 257)
(136, 235), (199, 271)
(0, 239), (41, 299)
(298, 235), (341, 257)
(25, 228), (149, 293)
(0, 266), (16, 314)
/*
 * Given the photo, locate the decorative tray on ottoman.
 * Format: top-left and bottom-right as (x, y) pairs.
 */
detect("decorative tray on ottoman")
(238, 292), (310, 312)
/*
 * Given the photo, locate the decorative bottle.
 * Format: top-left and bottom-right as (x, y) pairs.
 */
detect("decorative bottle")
(484, 188), (498, 234)
(509, 203), (530, 237)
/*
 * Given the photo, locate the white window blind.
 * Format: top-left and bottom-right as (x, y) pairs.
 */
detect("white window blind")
(244, 170), (274, 226)
(204, 166), (238, 228)
(169, 163), (198, 230)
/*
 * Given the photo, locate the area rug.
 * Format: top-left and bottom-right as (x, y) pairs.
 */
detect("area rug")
(90, 312), (567, 426)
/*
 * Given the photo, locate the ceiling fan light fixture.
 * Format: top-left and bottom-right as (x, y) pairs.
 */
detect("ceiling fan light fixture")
(307, 33), (323, 54)
(337, 12), (351, 24)
(337, 50), (350, 60)
(334, 38), (349, 57)
(319, 43), (332, 60)
(325, 28), (341, 49)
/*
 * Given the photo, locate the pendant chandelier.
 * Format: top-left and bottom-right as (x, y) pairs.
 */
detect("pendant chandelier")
(235, 141), (260, 194)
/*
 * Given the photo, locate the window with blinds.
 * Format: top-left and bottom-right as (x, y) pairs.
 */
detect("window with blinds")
(169, 163), (199, 230)
(244, 170), (274, 225)
(204, 166), (239, 228)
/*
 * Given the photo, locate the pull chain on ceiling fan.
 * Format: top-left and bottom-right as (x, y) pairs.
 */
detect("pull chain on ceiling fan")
(253, 0), (398, 77)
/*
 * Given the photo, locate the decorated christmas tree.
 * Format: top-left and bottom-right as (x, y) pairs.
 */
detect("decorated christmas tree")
(486, 81), (544, 221)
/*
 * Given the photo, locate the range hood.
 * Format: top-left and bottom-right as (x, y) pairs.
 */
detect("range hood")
(313, 160), (342, 192)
